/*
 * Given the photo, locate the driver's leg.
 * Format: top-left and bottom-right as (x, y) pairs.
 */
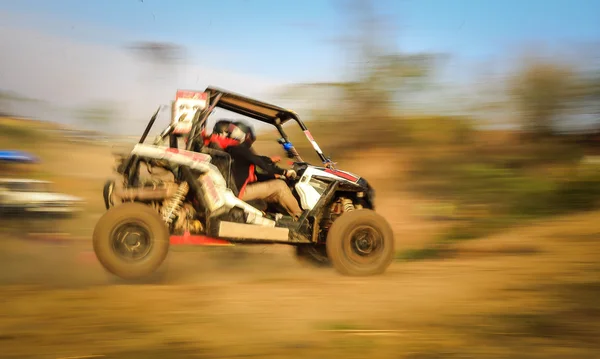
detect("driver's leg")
(242, 179), (303, 218)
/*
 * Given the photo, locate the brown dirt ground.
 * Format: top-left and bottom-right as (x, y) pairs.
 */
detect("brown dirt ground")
(1, 135), (599, 358)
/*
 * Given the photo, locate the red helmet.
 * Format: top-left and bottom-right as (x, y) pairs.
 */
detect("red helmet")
(204, 120), (240, 149)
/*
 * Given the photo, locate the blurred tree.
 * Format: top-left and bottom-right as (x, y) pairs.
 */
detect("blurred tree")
(128, 41), (188, 91)
(464, 60), (516, 129)
(127, 41), (188, 120)
(580, 72), (600, 123)
(509, 58), (579, 137)
(280, 0), (442, 149)
(0, 91), (11, 116)
(129, 42), (186, 63)
(75, 101), (121, 133)
(0, 90), (45, 117)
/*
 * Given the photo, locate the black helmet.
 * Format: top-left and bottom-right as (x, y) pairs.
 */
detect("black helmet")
(229, 120), (256, 145)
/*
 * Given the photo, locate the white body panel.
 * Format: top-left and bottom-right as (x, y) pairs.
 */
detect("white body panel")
(294, 166), (361, 211)
(218, 221), (289, 241)
(131, 144), (275, 227)
(130, 145), (363, 223)
(295, 181), (321, 210)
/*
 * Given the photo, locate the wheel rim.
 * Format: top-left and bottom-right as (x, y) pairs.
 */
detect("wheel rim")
(343, 225), (384, 266)
(110, 220), (154, 261)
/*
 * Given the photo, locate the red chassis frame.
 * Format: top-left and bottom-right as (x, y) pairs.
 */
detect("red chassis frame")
(169, 232), (234, 246)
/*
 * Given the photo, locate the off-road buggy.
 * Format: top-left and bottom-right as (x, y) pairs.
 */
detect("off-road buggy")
(94, 86), (395, 279)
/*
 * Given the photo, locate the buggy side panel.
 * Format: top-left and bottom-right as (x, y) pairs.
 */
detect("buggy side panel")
(130, 144), (275, 227)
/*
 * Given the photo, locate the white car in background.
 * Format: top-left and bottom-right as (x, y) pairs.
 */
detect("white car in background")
(0, 178), (84, 217)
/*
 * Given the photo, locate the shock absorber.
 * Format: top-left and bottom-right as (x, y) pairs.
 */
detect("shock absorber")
(341, 197), (355, 213)
(161, 182), (190, 224)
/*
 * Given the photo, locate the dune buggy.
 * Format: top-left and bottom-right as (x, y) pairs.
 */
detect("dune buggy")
(94, 86), (395, 279)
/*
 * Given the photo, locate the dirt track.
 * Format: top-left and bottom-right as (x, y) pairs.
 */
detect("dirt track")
(2, 211), (600, 359)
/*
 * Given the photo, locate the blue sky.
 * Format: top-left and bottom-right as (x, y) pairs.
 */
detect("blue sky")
(2, 0), (599, 81)
(0, 0), (599, 133)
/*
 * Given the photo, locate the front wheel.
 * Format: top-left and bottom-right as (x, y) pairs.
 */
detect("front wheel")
(93, 202), (170, 280)
(326, 209), (395, 276)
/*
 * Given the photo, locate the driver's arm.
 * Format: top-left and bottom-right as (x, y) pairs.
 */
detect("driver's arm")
(228, 144), (286, 178)
(255, 156), (284, 179)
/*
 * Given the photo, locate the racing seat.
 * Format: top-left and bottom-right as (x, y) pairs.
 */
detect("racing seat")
(199, 145), (237, 192)
(198, 143), (268, 212)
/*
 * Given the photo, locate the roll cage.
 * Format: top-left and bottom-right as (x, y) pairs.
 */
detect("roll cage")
(146, 86), (335, 168)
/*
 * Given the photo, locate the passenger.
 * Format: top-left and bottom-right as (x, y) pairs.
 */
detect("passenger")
(203, 120), (239, 150)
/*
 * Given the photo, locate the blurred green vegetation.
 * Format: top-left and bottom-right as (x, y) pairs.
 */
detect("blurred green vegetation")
(288, 67), (600, 248)
(73, 100), (122, 133)
(406, 117), (600, 244)
(278, 0), (600, 250)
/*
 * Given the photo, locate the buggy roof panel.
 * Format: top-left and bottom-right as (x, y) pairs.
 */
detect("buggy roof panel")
(205, 86), (299, 126)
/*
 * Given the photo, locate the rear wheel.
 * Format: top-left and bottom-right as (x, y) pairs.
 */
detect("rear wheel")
(326, 209), (394, 276)
(294, 244), (331, 268)
(93, 202), (170, 280)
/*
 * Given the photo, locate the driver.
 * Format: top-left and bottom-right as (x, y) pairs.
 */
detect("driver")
(225, 121), (304, 219)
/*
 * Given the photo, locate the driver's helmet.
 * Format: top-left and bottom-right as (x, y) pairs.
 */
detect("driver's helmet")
(204, 119), (239, 149)
(229, 120), (256, 146)
(212, 120), (233, 136)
